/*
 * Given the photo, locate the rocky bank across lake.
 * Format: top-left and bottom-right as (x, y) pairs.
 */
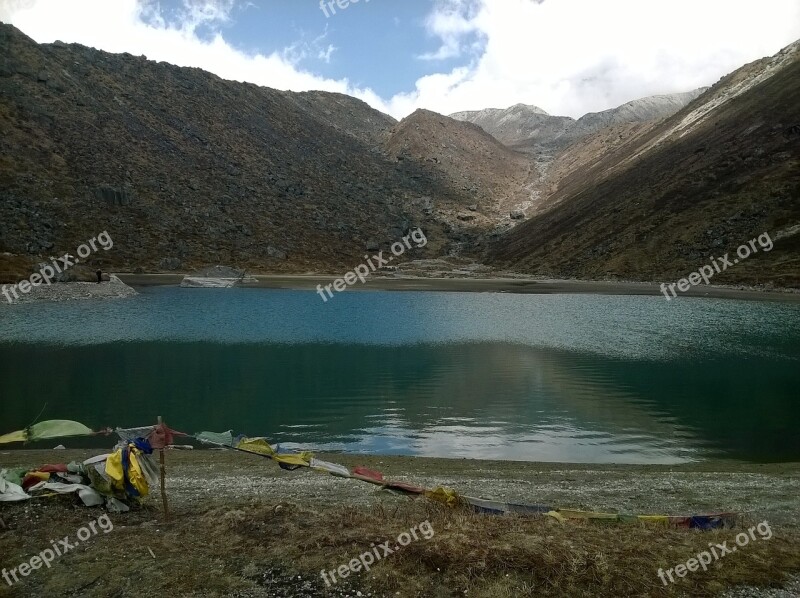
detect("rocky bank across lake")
(0, 275), (137, 306)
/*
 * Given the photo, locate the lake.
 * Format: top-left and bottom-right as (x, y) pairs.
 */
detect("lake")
(1, 287), (799, 463)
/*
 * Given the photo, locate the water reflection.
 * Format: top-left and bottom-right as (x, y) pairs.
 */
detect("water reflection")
(2, 341), (795, 463)
(1, 288), (798, 463)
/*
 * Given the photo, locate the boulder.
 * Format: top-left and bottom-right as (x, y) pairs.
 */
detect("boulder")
(95, 186), (135, 206)
(266, 246), (287, 260)
(159, 257), (182, 271)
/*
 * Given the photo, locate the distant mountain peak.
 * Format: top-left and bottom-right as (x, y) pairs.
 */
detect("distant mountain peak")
(449, 90), (706, 152)
(450, 103), (550, 120)
(507, 103), (550, 115)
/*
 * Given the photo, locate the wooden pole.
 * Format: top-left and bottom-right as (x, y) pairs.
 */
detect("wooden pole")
(157, 416), (170, 522)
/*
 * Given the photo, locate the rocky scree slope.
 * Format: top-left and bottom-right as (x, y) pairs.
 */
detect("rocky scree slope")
(385, 109), (538, 240)
(0, 23), (514, 277)
(450, 91), (707, 224)
(490, 41), (800, 288)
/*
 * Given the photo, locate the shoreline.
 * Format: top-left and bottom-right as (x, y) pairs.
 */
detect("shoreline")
(1, 450), (798, 597)
(116, 272), (800, 303)
(0, 275), (137, 306)
(3, 274), (797, 306)
(3, 450), (797, 520)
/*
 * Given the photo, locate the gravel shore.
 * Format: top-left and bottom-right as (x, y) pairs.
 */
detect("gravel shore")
(116, 272), (800, 303)
(0, 275), (137, 306)
(3, 452), (798, 527)
(1, 451), (798, 597)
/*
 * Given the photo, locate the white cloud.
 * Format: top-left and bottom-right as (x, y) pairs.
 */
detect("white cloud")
(317, 44), (336, 64)
(402, 0), (800, 117)
(2, 0), (799, 120)
(417, 0), (482, 61)
(2, 0), (382, 110)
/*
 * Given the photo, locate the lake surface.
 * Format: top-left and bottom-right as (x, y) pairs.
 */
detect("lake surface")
(1, 287), (799, 463)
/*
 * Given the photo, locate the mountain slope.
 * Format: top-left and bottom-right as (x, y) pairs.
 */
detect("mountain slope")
(0, 23), (490, 274)
(385, 109), (536, 229)
(490, 41), (800, 287)
(2, 21), (796, 287)
(450, 103), (574, 152)
(450, 90), (705, 154)
(567, 89), (707, 141)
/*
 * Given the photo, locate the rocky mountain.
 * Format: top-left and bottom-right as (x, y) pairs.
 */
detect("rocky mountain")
(450, 103), (574, 152)
(385, 109), (536, 231)
(572, 90), (707, 138)
(0, 23), (509, 277)
(490, 40), (800, 287)
(1, 20), (797, 289)
(450, 90), (705, 153)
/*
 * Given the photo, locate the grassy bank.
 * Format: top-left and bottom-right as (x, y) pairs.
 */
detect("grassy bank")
(1, 451), (799, 597)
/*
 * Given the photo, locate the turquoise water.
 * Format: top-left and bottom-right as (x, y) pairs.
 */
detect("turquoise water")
(1, 287), (799, 463)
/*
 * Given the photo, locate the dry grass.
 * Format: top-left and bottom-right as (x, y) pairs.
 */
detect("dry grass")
(1, 453), (798, 596)
(230, 502), (800, 597)
(2, 496), (797, 597)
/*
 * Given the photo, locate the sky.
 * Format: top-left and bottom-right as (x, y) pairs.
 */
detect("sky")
(2, 0), (799, 120)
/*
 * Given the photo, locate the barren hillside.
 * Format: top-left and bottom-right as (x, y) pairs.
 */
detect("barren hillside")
(450, 90), (704, 154)
(490, 41), (800, 287)
(2, 20), (797, 288)
(386, 109), (536, 234)
(0, 23), (506, 277)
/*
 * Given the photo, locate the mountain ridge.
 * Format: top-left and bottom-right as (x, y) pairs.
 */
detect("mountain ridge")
(0, 22), (488, 275)
(490, 39), (800, 287)
(450, 89), (707, 153)
(1, 21), (797, 289)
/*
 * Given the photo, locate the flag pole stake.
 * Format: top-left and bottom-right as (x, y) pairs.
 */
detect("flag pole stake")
(157, 416), (170, 522)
